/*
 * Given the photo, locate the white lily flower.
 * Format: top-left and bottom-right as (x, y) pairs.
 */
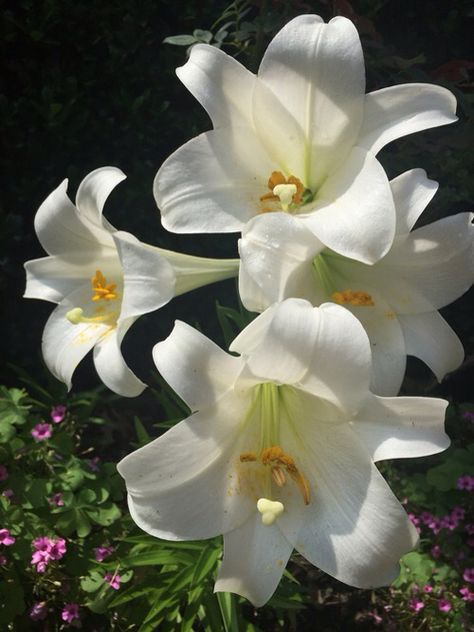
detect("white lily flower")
(154, 15), (456, 264)
(24, 167), (239, 397)
(239, 169), (473, 396)
(118, 299), (449, 606)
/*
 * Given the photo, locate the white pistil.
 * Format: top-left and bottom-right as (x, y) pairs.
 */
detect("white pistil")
(273, 183), (297, 212)
(257, 497), (284, 526)
(65, 307), (116, 326)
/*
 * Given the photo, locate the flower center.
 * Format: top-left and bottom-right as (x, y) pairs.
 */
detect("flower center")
(238, 383), (310, 526)
(331, 289), (374, 307)
(259, 171), (309, 213)
(65, 269), (120, 326)
(312, 253), (375, 307)
(91, 270), (118, 301)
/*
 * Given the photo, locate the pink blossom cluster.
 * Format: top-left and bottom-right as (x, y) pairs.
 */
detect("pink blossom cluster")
(460, 586), (474, 601)
(31, 536), (66, 573)
(0, 529), (15, 546)
(29, 602), (48, 621)
(457, 475), (474, 491)
(412, 507), (466, 535)
(48, 492), (64, 507)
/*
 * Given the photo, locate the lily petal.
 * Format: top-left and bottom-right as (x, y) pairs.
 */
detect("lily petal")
(353, 393), (449, 462)
(34, 180), (113, 257)
(301, 147), (395, 263)
(215, 512), (292, 607)
(256, 15), (365, 188)
(390, 169), (438, 235)
(232, 300), (372, 414)
(279, 413), (418, 588)
(42, 284), (112, 390)
(75, 166), (126, 231)
(113, 231), (176, 320)
(93, 319), (146, 397)
(117, 392), (254, 540)
(382, 212), (474, 311)
(24, 253), (115, 304)
(359, 83), (457, 155)
(238, 213), (324, 312)
(153, 321), (243, 412)
(176, 44), (256, 129)
(398, 311), (464, 382)
(155, 128), (274, 233)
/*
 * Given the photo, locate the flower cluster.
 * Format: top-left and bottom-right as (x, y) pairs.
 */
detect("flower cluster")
(24, 12), (473, 608)
(31, 536), (67, 573)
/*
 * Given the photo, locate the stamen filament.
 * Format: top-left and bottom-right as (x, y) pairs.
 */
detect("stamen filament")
(66, 307), (117, 326)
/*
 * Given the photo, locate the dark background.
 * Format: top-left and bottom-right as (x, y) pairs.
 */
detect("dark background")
(1, 0), (473, 407)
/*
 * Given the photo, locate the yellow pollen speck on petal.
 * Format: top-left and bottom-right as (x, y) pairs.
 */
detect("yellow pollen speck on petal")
(257, 498), (284, 526)
(386, 310), (396, 320)
(91, 269), (118, 302)
(240, 452), (258, 462)
(331, 289), (375, 307)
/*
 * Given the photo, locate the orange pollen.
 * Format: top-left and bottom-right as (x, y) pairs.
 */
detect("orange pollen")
(91, 270), (118, 302)
(259, 171), (304, 206)
(331, 289), (374, 307)
(240, 444), (310, 505)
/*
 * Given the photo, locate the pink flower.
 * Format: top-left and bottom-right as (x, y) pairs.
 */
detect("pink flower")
(367, 610), (383, 625)
(49, 537), (66, 560)
(463, 568), (474, 583)
(86, 456), (101, 472)
(29, 602), (48, 621)
(50, 405), (67, 423)
(441, 515), (459, 530)
(451, 506), (465, 521)
(30, 536), (66, 572)
(49, 492), (64, 507)
(2, 489), (13, 500)
(0, 529), (15, 546)
(94, 546), (114, 562)
(431, 545), (441, 559)
(438, 598), (451, 612)
(31, 423), (52, 441)
(0, 465), (8, 481)
(422, 585), (433, 593)
(457, 475), (474, 491)
(409, 598), (424, 612)
(0, 555), (7, 565)
(408, 513), (421, 533)
(460, 586), (474, 602)
(466, 523), (474, 535)
(61, 603), (79, 624)
(104, 572), (121, 590)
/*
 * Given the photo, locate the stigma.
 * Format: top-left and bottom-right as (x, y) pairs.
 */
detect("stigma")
(257, 498), (284, 526)
(66, 307), (117, 326)
(91, 270), (118, 301)
(259, 171), (304, 213)
(331, 289), (374, 307)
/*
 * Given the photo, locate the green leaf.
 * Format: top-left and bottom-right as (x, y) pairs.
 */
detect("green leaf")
(163, 35), (197, 46)
(134, 416), (151, 447)
(0, 579), (25, 624)
(191, 545), (220, 586)
(193, 29), (213, 43)
(81, 570), (104, 593)
(0, 386), (30, 426)
(86, 502), (121, 526)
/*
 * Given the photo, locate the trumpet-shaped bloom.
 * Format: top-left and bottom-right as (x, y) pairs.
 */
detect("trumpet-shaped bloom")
(118, 299), (449, 606)
(154, 15), (456, 264)
(25, 167), (239, 397)
(239, 169), (473, 395)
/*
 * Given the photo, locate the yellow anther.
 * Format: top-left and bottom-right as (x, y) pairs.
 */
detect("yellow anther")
(240, 444), (311, 506)
(257, 498), (284, 526)
(91, 270), (118, 302)
(331, 289), (374, 307)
